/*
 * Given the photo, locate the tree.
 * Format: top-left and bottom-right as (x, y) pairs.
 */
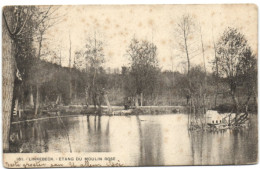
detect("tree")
(239, 47), (257, 112)
(215, 27), (256, 116)
(82, 33), (105, 109)
(33, 6), (61, 115)
(68, 33), (73, 103)
(189, 66), (207, 115)
(126, 38), (159, 106)
(175, 14), (200, 108)
(74, 50), (86, 71)
(2, 6), (35, 152)
(199, 25), (207, 115)
(212, 28), (219, 107)
(2, 6), (61, 151)
(175, 14), (194, 75)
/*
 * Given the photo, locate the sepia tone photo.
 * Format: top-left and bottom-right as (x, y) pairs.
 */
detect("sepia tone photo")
(2, 4), (258, 167)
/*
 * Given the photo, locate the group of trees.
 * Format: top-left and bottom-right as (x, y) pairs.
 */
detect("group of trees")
(74, 33), (106, 108)
(73, 35), (160, 108)
(3, 6), (63, 152)
(174, 14), (257, 124)
(3, 7), (257, 152)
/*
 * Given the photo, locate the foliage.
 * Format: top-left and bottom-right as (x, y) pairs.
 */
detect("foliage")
(75, 34), (106, 108)
(215, 27), (257, 112)
(126, 38), (160, 100)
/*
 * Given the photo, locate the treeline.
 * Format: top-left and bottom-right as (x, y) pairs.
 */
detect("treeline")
(10, 26), (258, 115)
(15, 57), (257, 113)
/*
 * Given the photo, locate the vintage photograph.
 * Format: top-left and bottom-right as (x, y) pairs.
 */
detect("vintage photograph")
(2, 4), (258, 167)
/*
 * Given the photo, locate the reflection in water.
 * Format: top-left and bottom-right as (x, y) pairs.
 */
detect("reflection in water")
(64, 115), (111, 152)
(189, 119), (258, 165)
(9, 114), (257, 165)
(136, 116), (163, 166)
(10, 121), (49, 153)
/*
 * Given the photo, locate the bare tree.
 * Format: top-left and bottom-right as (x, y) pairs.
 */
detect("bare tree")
(34, 6), (62, 115)
(212, 28), (219, 107)
(74, 50), (86, 71)
(175, 14), (199, 121)
(175, 14), (194, 75)
(68, 32), (73, 103)
(199, 25), (207, 115)
(83, 32), (105, 109)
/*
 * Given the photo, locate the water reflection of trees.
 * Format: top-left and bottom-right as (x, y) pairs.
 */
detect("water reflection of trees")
(9, 115), (111, 153)
(10, 121), (49, 153)
(85, 115), (110, 152)
(136, 116), (163, 166)
(189, 125), (258, 165)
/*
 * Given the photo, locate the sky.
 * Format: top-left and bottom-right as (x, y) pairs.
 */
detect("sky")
(42, 4), (258, 72)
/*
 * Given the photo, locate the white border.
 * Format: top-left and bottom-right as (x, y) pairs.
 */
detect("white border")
(0, 1), (259, 169)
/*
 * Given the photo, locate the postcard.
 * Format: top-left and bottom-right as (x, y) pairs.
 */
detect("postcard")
(2, 4), (258, 167)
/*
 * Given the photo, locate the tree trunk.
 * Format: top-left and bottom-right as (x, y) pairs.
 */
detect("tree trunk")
(135, 94), (139, 107)
(212, 28), (219, 108)
(104, 94), (112, 113)
(200, 27), (207, 115)
(85, 86), (89, 106)
(34, 32), (43, 115)
(29, 86), (34, 106)
(214, 93), (218, 108)
(2, 18), (15, 152)
(244, 91), (252, 114)
(92, 92), (97, 109)
(74, 80), (77, 100)
(231, 93), (239, 111)
(69, 77), (73, 103)
(140, 93), (143, 106)
(231, 91), (240, 125)
(69, 33), (72, 103)
(56, 93), (62, 105)
(254, 90), (257, 112)
(35, 84), (40, 115)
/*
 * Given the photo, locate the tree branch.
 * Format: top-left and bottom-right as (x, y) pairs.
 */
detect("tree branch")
(2, 10), (14, 38)
(16, 7), (31, 36)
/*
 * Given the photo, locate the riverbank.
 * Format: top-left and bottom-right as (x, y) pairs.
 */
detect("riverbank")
(11, 105), (187, 123)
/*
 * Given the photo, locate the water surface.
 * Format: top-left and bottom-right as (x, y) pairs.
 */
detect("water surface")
(10, 114), (258, 165)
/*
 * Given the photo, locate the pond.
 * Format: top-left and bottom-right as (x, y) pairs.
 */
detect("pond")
(9, 114), (258, 165)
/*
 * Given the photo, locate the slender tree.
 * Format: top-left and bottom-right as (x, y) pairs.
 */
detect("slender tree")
(199, 25), (207, 115)
(212, 28), (219, 107)
(34, 6), (61, 115)
(83, 32), (105, 108)
(68, 32), (73, 103)
(175, 14), (199, 125)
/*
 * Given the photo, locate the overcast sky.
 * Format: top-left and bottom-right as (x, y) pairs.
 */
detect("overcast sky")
(42, 4), (257, 72)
